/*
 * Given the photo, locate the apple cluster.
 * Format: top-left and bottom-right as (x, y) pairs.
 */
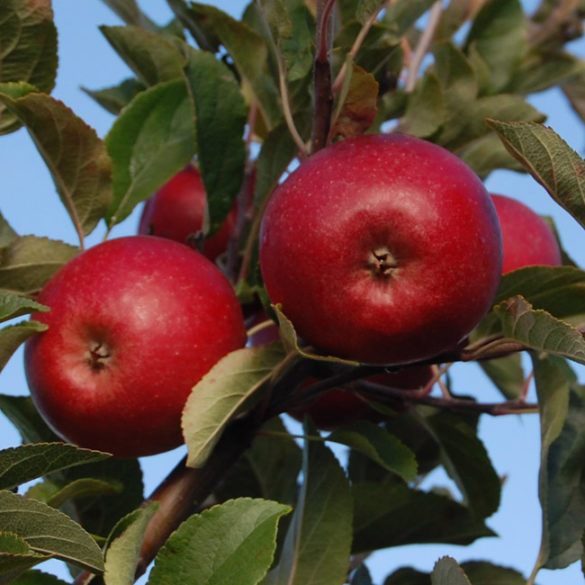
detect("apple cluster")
(23, 133), (563, 455)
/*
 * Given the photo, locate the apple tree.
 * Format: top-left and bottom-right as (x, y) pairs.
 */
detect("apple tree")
(2, 0), (585, 584)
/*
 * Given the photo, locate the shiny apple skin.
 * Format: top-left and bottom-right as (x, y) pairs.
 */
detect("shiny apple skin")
(138, 164), (235, 261)
(259, 133), (503, 365)
(490, 194), (562, 274)
(24, 236), (247, 457)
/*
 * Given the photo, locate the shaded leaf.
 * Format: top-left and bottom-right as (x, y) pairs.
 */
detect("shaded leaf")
(532, 355), (585, 569)
(100, 25), (186, 86)
(0, 443), (110, 491)
(383, 566), (429, 585)
(100, 0), (161, 32)
(148, 498), (290, 585)
(352, 482), (495, 553)
(0, 395), (58, 445)
(43, 478), (122, 510)
(351, 564), (373, 585)
(184, 48), (247, 234)
(103, 502), (159, 585)
(328, 420), (417, 483)
(82, 78), (146, 116)
(0, 213), (18, 248)
(0, 86), (112, 240)
(265, 424), (353, 585)
(105, 78), (196, 227)
(0, 321), (46, 373)
(183, 343), (287, 468)
(0, 490), (104, 573)
(0, 0), (57, 134)
(0, 292), (47, 324)
(0, 235), (78, 295)
(479, 353), (526, 400)
(431, 557), (471, 585)
(460, 560), (527, 584)
(4, 569), (70, 584)
(487, 120), (585, 231)
(401, 71), (445, 138)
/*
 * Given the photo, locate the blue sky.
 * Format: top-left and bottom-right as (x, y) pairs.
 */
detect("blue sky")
(1, 1), (585, 583)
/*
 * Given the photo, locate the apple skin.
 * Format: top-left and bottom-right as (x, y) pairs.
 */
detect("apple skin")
(259, 133), (503, 365)
(24, 236), (247, 458)
(490, 194), (562, 274)
(138, 164), (236, 261)
(288, 366), (434, 430)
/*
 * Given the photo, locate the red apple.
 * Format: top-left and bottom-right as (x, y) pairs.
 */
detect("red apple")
(259, 133), (502, 365)
(138, 163), (237, 261)
(24, 236), (247, 458)
(288, 366), (434, 430)
(490, 193), (562, 274)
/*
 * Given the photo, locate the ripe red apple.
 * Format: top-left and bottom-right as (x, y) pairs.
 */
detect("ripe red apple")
(24, 236), (247, 458)
(288, 366), (434, 430)
(138, 163), (237, 261)
(259, 133), (502, 365)
(490, 193), (562, 274)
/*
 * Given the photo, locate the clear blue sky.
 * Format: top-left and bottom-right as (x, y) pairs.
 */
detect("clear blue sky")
(1, 1), (585, 583)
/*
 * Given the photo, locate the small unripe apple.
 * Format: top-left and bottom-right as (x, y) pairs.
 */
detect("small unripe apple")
(288, 366), (434, 430)
(24, 236), (247, 457)
(138, 164), (237, 261)
(260, 133), (503, 365)
(490, 193), (562, 274)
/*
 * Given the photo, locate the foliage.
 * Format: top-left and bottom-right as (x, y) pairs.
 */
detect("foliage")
(2, 0), (585, 583)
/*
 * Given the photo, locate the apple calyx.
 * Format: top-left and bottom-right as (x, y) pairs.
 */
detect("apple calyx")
(369, 246), (398, 278)
(87, 341), (111, 371)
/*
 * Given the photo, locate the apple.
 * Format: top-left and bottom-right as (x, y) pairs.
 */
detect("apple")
(490, 193), (562, 274)
(138, 163), (238, 261)
(23, 236), (247, 458)
(287, 366), (434, 430)
(259, 133), (503, 365)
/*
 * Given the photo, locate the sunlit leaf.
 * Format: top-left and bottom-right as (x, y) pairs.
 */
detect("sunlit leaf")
(0, 292), (47, 324)
(0, 321), (46, 373)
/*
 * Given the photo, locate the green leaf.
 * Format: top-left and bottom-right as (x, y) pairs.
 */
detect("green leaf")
(424, 412), (501, 519)
(0, 235), (78, 295)
(328, 420), (417, 483)
(493, 296), (585, 365)
(82, 78), (147, 116)
(0, 87), (112, 240)
(0, 530), (51, 576)
(103, 502), (159, 585)
(265, 426), (353, 585)
(0, 321), (46, 373)
(383, 566), (429, 585)
(532, 355), (585, 569)
(487, 120), (585, 231)
(105, 78), (196, 227)
(400, 71), (445, 138)
(431, 557), (471, 585)
(479, 352), (526, 400)
(0, 443), (110, 491)
(166, 0), (221, 52)
(184, 48), (247, 234)
(100, 0), (161, 32)
(352, 482), (495, 553)
(148, 498), (291, 585)
(99, 25), (186, 86)
(43, 478), (122, 509)
(463, 0), (527, 92)
(1, 570), (70, 584)
(0, 292), (47, 324)
(0, 0), (57, 135)
(0, 395), (58, 444)
(178, 3), (280, 128)
(460, 560), (527, 584)
(0, 213), (18, 248)
(183, 343), (287, 469)
(351, 564), (373, 585)
(0, 490), (104, 573)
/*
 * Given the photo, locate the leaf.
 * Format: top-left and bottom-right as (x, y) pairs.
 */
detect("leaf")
(0, 85), (112, 240)
(82, 78), (146, 116)
(265, 425), (353, 585)
(532, 355), (585, 570)
(0, 235), (78, 295)
(0, 321), (46, 373)
(351, 564), (373, 585)
(184, 48), (247, 234)
(463, 0), (527, 92)
(352, 482), (495, 553)
(0, 292), (47, 324)
(0, 213), (18, 248)
(328, 420), (417, 483)
(383, 566), (429, 585)
(100, 0), (161, 32)
(431, 557), (472, 585)
(0, 443), (110, 491)
(424, 412), (501, 519)
(479, 352), (526, 400)
(492, 296), (585, 365)
(487, 120), (585, 231)
(182, 343), (287, 469)
(1, 570), (70, 584)
(105, 78), (196, 227)
(460, 560), (527, 584)
(330, 63), (379, 140)
(400, 71), (445, 138)
(99, 25), (186, 86)
(148, 498), (291, 585)
(43, 478), (122, 509)
(0, 0), (57, 134)
(0, 530), (51, 576)
(0, 490), (104, 573)
(176, 2), (280, 128)
(103, 502), (159, 585)
(0, 395), (58, 444)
